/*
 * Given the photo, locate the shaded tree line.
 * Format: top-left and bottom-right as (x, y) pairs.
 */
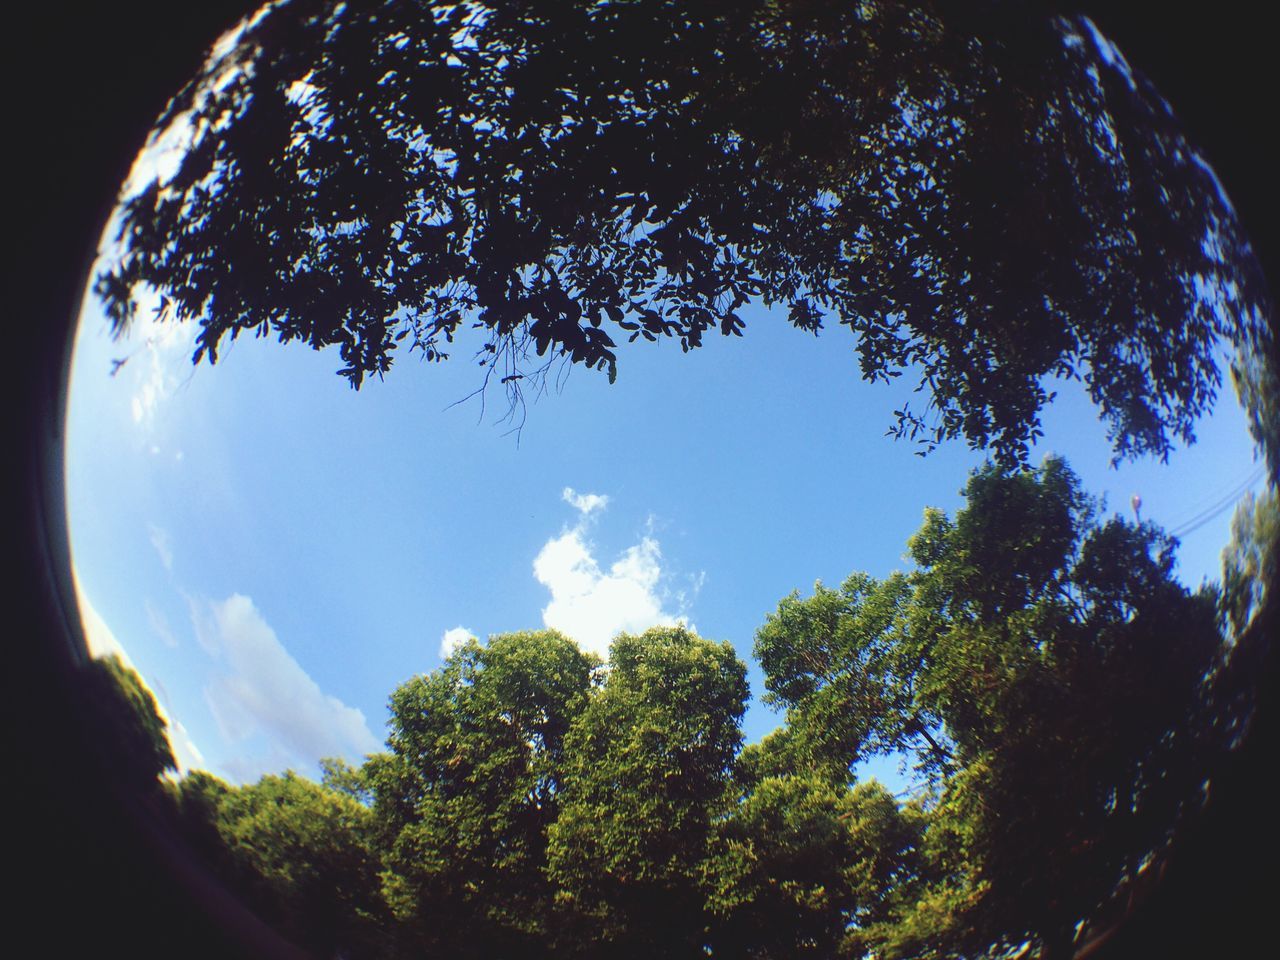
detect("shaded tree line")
(83, 456), (1278, 959)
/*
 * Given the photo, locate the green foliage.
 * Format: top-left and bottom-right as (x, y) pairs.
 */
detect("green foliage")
(755, 457), (1225, 957)
(165, 769), (236, 872)
(144, 470), (1228, 957)
(1229, 319), (1280, 477)
(1208, 485), (1280, 756)
(167, 768), (389, 958)
(704, 776), (928, 959)
(321, 755), (375, 805)
(1221, 487), (1279, 639)
(94, 0), (1265, 464)
(547, 626), (749, 958)
(912, 465), (1220, 954)
(79, 654), (176, 792)
(755, 573), (920, 780)
(374, 629), (599, 957)
(225, 772), (388, 956)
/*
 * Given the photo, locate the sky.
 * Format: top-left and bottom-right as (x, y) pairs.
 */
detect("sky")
(63, 272), (1267, 792)
(55, 5), (1272, 794)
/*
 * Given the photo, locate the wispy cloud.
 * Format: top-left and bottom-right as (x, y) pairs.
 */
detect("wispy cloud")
(77, 587), (132, 666)
(133, 320), (194, 429)
(533, 492), (693, 657)
(145, 598), (178, 648)
(105, 287), (197, 432)
(197, 594), (380, 776)
(440, 625), (474, 659)
(147, 523), (174, 572)
(563, 487), (609, 516)
(168, 719), (207, 774)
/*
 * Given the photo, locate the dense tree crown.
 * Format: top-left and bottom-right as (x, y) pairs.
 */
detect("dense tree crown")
(99, 456), (1266, 959)
(79, 653), (177, 792)
(754, 458), (1222, 958)
(96, 0), (1269, 464)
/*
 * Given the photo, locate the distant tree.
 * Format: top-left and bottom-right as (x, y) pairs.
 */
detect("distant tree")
(371, 629), (598, 958)
(704, 775), (930, 960)
(1219, 488), (1278, 641)
(94, 0), (1266, 464)
(320, 754), (376, 805)
(168, 769), (390, 958)
(79, 653), (176, 793)
(547, 626), (749, 959)
(753, 572), (924, 780)
(1207, 485), (1279, 759)
(1230, 331), (1280, 477)
(755, 457), (1224, 959)
(166, 769), (237, 876)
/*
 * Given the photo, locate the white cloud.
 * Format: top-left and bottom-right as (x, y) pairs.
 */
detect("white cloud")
(533, 495), (692, 657)
(219, 746), (298, 787)
(198, 595), (379, 774)
(121, 112), (196, 199)
(563, 487), (609, 516)
(145, 598), (178, 648)
(186, 590), (220, 657)
(148, 523), (174, 572)
(117, 293), (196, 430)
(674, 569), (709, 612)
(168, 719), (207, 775)
(77, 587), (132, 666)
(440, 626), (474, 659)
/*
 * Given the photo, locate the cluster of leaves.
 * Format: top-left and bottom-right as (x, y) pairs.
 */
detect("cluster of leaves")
(78, 653), (177, 793)
(95, 0), (1266, 464)
(77, 457), (1260, 959)
(1206, 485), (1280, 759)
(755, 458), (1224, 958)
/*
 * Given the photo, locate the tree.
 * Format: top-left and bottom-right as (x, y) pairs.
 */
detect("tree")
(93, 0), (1267, 464)
(753, 572), (928, 780)
(165, 769), (239, 877)
(755, 457), (1224, 959)
(703, 775), (931, 960)
(1229, 331), (1280, 478)
(1222, 486), (1278, 639)
(165, 767), (390, 958)
(909, 462), (1222, 958)
(546, 625), (749, 959)
(371, 629), (598, 958)
(79, 653), (176, 793)
(217, 771), (390, 958)
(1209, 484), (1279, 752)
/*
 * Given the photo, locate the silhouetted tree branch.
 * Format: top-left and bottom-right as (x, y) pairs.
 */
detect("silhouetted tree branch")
(95, 0), (1269, 464)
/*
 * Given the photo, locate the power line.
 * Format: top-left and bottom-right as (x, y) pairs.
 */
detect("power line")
(1167, 463), (1265, 537)
(1166, 463), (1269, 539)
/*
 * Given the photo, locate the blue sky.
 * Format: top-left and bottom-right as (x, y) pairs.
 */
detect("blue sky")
(64, 277), (1266, 788)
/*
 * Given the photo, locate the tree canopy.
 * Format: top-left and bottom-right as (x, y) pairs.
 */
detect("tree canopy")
(112, 455), (1247, 959)
(755, 458), (1223, 958)
(95, 0), (1267, 464)
(79, 653), (177, 792)
(167, 768), (390, 957)
(371, 628), (598, 957)
(546, 626), (748, 958)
